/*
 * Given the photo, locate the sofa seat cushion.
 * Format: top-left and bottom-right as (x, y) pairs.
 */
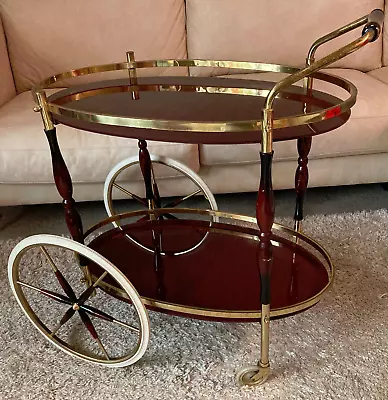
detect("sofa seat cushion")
(200, 69), (388, 166)
(0, 91), (199, 184)
(368, 66), (388, 83)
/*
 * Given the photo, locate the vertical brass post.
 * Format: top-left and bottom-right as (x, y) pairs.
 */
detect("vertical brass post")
(261, 108), (274, 154)
(35, 91), (54, 131)
(126, 51), (140, 100)
(259, 304), (270, 368)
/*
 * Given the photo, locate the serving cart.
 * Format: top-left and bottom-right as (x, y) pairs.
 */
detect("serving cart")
(8, 10), (384, 386)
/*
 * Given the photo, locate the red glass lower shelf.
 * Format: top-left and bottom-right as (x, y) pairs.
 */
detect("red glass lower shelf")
(87, 218), (332, 321)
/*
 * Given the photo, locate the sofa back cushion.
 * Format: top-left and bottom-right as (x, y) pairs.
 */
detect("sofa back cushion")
(186, 0), (383, 76)
(0, 16), (15, 107)
(0, 0), (188, 93)
(383, 8), (388, 66)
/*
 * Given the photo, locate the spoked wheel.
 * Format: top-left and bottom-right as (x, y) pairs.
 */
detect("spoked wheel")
(8, 234), (150, 367)
(104, 154), (218, 255)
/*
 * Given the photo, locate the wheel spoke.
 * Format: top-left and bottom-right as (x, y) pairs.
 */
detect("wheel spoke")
(78, 310), (110, 360)
(113, 182), (147, 206)
(80, 304), (139, 333)
(40, 246), (77, 301)
(17, 281), (72, 306)
(163, 189), (201, 208)
(77, 271), (108, 306)
(51, 307), (76, 336)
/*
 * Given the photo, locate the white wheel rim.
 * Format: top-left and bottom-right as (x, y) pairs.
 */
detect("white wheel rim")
(8, 234), (150, 368)
(103, 154), (219, 255)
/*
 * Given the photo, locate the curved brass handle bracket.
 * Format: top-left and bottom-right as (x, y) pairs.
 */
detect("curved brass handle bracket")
(261, 9), (384, 153)
(308, 9), (384, 65)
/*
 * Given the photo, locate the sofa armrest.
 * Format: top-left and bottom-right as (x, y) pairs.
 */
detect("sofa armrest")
(0, 16), (16, 107)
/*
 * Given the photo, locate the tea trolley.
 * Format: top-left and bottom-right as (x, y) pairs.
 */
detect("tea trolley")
(8, 10), (384, 386)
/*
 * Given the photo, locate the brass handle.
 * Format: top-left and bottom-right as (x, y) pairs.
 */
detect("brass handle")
(261, 9), (384, 153)
(362, 9), (384, 42)
(307, 9), (384, 64)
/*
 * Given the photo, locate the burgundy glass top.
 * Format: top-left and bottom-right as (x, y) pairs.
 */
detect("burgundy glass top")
(48, 76), (350, 144)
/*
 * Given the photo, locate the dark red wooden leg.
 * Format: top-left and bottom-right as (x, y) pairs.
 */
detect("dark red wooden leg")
(138, 140), (155, 207)
(138, 139), (165, 298)
(289, 137), (312, 302)
(239, 150), (274, 385)
(294, 137), (312, 230)
(257, 152), (274, 307)
(138, 140), (161, 208)
(45, 128), (84, 243)
(254, 151), (274, 382)
(44, 127), (90, 280)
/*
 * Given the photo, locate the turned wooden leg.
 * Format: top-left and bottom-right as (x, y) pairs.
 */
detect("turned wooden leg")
(294, 137), (312, 232)
(138, 139), (165, 298)
(290, 137), (312, 302)
(256, 151), (274, 374)
(45, 128), (91, 284)
(36, 92), (89, 284)
(236, 151), (274, 386)
(45, 128), (83, 243)
(138, 140), (161, 208)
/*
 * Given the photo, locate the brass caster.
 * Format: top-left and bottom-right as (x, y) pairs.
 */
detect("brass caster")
(236, 365), (270, 386)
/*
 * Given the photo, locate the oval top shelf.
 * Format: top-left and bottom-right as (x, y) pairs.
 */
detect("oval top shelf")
(47, 75), (350, 144)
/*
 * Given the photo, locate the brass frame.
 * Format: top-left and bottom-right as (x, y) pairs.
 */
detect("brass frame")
(83, 208), (334, 320)
(32, 60), (356, 135)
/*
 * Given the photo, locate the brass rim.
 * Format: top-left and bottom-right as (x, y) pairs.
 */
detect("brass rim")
(84, 208), (334, 320)
(32, 59), (356, 134)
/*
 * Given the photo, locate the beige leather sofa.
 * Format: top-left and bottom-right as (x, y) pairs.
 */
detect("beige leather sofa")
(1, 0), (388, 206)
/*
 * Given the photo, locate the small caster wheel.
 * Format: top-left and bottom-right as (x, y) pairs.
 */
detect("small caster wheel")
(236, 365), (270, 386)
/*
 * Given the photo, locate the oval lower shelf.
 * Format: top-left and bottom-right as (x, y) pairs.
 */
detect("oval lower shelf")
(86, 216), (333, 321)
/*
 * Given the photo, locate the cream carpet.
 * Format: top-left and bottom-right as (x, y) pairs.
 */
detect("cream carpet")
(1, 188), (388, 399)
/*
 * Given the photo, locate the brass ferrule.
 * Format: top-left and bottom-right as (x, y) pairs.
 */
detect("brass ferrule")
(294, 219), (301, 233)
(293, 221), (302, 246)
(35, 91), (54, 131)
(260, 303), (270, 366)
(261, 108), (273, 153)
